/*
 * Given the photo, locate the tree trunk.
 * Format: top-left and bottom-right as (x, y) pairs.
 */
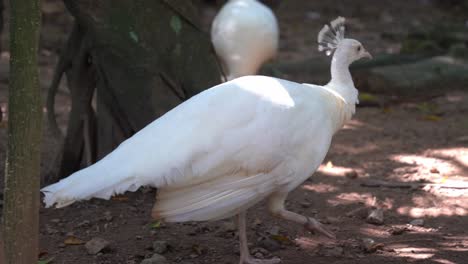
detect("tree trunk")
(2, 0), (42, 263)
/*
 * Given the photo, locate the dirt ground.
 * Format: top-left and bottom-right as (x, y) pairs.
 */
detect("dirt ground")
(1, 1), (468, 264)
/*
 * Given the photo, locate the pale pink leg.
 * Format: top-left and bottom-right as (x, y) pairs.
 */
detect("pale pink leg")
(238, 211), (281, 264)
(268, 192), (336, 239)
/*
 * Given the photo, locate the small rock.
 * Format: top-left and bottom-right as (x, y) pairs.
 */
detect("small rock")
(253, 218), (263, 226)
(77, 220), (90, 228)
(346, 207), (369, 219)
(410, 219), (425, 226)
(45, 225), (59, 235)
(430, 168), (440, 174)
(323, 216), (340, 224)
(252, 247), (270, 257)
(254, 252), (264, 259)
(104, 211), (113, 221)
(267, 226), (280, 236)
(299, 202), (312, 208)
(366, 209), (384, 225)
(85, 237), (110, 255)
(320, 245), (344, 257)
(152, 241), (169, 254)
(388, 226), (407, 235)
(51, 218), (61, 224)
(345, 170), (359, 179)
(361, 238), (384, 253)
(221, 221), (236, 233)
(258, 237), (281, 252)
(140, 253), (168, 264)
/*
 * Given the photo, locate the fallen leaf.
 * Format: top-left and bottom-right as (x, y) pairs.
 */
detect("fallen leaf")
(64, 236), (85, 245)
(438, 175), (449, 184)
(423, 115), (442, 122)
(150, 221), (161, 229)
(382, 107), (392, 113)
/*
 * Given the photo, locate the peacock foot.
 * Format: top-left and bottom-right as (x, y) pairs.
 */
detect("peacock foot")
(305, 217), (336, 239)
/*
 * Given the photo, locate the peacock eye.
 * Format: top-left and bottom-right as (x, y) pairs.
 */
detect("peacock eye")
(357, 46), (362, 52)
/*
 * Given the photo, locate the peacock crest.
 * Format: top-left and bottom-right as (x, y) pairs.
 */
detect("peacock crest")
(318, 17), (346, 56)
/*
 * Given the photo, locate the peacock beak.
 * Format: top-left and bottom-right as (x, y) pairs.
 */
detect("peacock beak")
(362, 51), (373, 59)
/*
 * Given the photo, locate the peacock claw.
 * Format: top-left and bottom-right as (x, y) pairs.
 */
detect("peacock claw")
(241, 257), (281, 264)
(305, 217), (336, 239)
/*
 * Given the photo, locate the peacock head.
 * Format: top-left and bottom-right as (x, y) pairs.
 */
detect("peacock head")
(317, 17), (372, 64)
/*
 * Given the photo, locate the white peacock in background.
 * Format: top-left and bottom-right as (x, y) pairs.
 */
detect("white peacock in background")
(211, 0), (279, 81)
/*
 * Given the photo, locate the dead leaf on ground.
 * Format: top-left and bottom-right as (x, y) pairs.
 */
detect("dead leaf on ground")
(64, 236), (85, 245)
(423, 115), (442, 122)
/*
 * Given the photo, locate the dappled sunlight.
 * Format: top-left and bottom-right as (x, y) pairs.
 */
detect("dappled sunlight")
(359, 226), (391, 238)
(433, 259), (458, 264)
(302, 183), (338, 193)
(437, 237), (468, 252)
(327, 192), (374, 206)
(391, 154), (461, 177)
(393, 247), (436, 259)
(317, 162), (363, 177)
(397, 206), (467, 217)
(430, 147), (468, 168)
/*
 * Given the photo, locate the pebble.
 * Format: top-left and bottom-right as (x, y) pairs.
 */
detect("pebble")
(258, 237), (281, 252)
(140, 253), (168, 264)
(361, 238), (384, 253)
(76, 220), (90, 228)
(366, 209), (384, 225)
(152, 241), (169, 254)
(346, 207), (369, 219)
(388, 226), (407, 235)
(320, 245), (344, 257)
(85, 237), (110, 255)
(345, 170), (359, 179)
(267, 226), (280, 236)
(410, 219), (425, 226)
(220, 221), (237, 233)
(104, 211), (113, 221)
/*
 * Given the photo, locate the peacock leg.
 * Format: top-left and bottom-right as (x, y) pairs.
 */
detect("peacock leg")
(238, 211), (281, 264)
(268, 192), (336, 239)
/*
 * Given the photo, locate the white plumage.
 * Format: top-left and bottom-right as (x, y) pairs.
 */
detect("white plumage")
(211, 0), (279, 81)
(42, 17), (371, 264)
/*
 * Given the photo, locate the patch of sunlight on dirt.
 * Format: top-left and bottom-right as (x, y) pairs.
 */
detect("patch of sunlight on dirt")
(391, 154), (461, 176)
(430, 147), (468, 168)
(327, 192), (374, 206)
(433, 259), (458, 264)
(317, 163), (363, 177)
(359, 226), (391, 238)
(302, 183), (338, 193)
(394, 247), (436, 259)
(397, 206), (467, 217)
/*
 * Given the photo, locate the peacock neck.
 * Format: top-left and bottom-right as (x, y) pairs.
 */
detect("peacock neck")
(326, 51), (359, 113)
